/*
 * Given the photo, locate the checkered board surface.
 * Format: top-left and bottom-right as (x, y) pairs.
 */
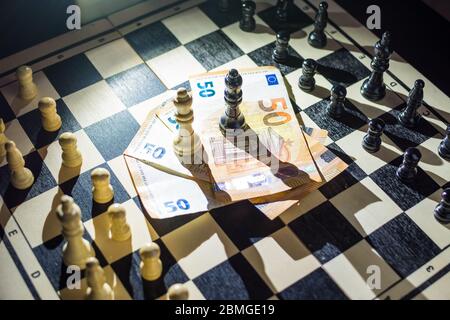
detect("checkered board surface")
(1, 0), (449, 300)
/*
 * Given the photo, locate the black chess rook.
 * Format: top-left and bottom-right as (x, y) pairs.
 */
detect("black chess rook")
(438, 124), (450, 161)
(298, 58), (317, 92)
(362, 119), (385, 153)
(219, 69), (248, 136)
(434, 188), (450, 224)
(272, 30), (290, 64)
(308, 1), (328, 48)
(327, 85), (346, 119)
(361, 31), (392, 101)
(398, 80), (424, 128)
(396, 147), (421, 183)
(240, 1), (256, 32)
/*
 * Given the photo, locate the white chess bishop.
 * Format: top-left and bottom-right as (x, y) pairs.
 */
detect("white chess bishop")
(16, 65), (37, 100)
(5, 141), (34, 190)
(56, 195), (94, 269)
(85, 257), (114, 300)
(172, 88), (202, 158)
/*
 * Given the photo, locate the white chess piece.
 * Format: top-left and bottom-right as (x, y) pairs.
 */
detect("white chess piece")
(5, 141), (34, 190)
(91, 168), (114, 204)
(167, 283), (189, 300)
(59, 132), (82, 168)
(16, 65), (37, 100)
(139, 242), (162, 281)
(0, 118), (7, 158)
(56, 195), (94, 269)
(39, 97), (62, 132)
(173, 88), (202, 157)
(85, 257), (114, 300)
(108, 203), (131, 241)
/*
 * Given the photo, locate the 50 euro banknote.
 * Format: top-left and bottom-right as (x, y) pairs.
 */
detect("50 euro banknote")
(189, 67), (323, 201)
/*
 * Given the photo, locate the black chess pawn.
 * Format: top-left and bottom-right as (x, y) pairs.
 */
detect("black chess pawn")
(308, 2), (328, 48)
(219, 69), (248, 136)
(398, 80), (425, 128)
(438, 124), (450, 161)
(218, 0), (230, 12)
(434, 188), (450, 224)
(298, 59), (317, 92)
(272, 30), (290, 64)
(362, 119), (385, 153)
(326, 85), (346, 119)
(276, 0), (289, 22)
(361, 31), (392, 101)
(240, 1), (256, 32)
(396, 147), (422, 183)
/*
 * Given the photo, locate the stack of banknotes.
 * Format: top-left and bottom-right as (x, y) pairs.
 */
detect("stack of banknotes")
(124, 66), (348, 220)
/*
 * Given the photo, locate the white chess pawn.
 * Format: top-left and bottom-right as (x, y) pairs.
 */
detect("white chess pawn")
(5, 141), (34, 190)
(139, 242), (162, 281)
(16, 65), (37, 100)
(38, 97), (62, 132)
(85, 257), (114, 300)
(56, 195), (94, 269)
(59, 132), (82, 168)
(91, 168), (114, 204)
(173, 88), (202, 157)
(0, 118), (7, 158)
(108, 203), (131, 241)
(167, 283), (189, 300)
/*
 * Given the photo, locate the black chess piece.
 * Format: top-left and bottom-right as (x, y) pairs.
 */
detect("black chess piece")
(396, 147), (422, 183)
(438, 124), (450, 161)
(218, 0), (230, 12)
(362, 119), (385, 153)
(434, 188), (450, 224)
(326, 85), (346, 119)
(361, 31), (392, 101)
(239, 1), (256, 32)
(308, 2), (328, 48)
(276, 0), (289, 22)
(398, 80), (425, 128)
(298, 59), (317, 92)
(272, 30), (290, 64)
(219, 69), (248, 136)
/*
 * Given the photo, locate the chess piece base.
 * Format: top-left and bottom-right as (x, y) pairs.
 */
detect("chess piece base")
(395, 166), (417, 183)
(239, 19), (255, 32)
(298, 78), (316, 92)
(92, 186), (114, 204)
(19, 84), (37, 101)
(361, 79), (386, 101)
(62, 241), (95, 269)
(62, 152), (83, 168)
(140, 260), (163, 281)
(434, 206), (450, 224)
(308, 32), (327, 48)
(219, 114), (248, 137)
(438, 141), (450, 161)
(11, 168), (34, 190)
(362, 138), (381, 153)
(110, 226), (131, 242)
(397, 112), (421, 129)
(42, 116), (62, 132)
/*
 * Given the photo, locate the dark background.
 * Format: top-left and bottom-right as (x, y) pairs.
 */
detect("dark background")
(0, 0), (449, 96)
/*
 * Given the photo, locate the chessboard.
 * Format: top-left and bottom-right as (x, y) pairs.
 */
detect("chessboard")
(1, 0), (449, 300)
